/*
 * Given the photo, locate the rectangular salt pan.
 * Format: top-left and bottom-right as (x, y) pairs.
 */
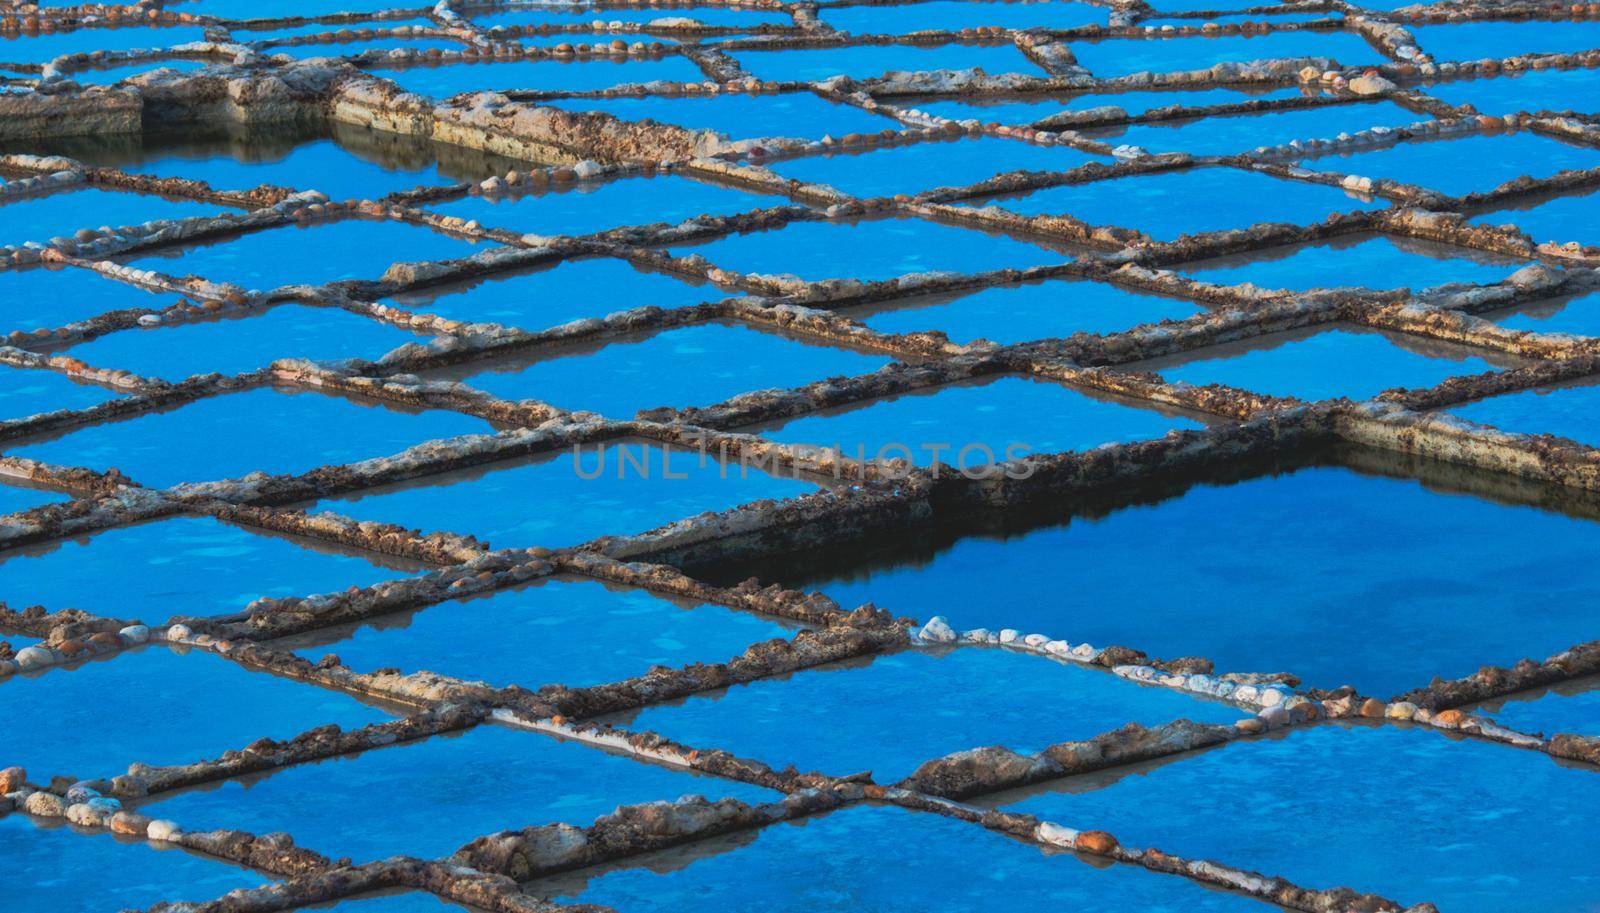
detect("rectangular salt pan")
(1067, 31), (1386, 78)
(1410, 19), (1600, 62)
(369, 56), (709, 97)
(0, 185), (233, 247)
(822, 0), (1105, 33)
(1469, 184), (1599, 246)
(731, 42), (1044, 83)
(1422, 67), (1600, 117)
(1467, 674), (1600, 736)
(1487, 289), (1600, 336)
(1079, 101), (1421, 157)
(903, 84), (1313, 126)
(1296, 131), (1600, 198)
(544, 91), (898, 141)
(0, 25), (206, 64)
(0, 363), (121, 421)
(1445, 377), (1600, 449)
(766, 135), (1104, 198)
(1177, 232), (1527, 292)
(425, 173), (779, 238)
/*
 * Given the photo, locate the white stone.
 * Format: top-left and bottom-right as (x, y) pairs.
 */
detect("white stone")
(918, 616), (956, 643)
(119, 625), (150, 644)
(165, 624), (192, 642)
(1035, 821), (1079, 847)
(998, 629), (1019, 643)
(147, 819), (182, 841)
(14, 646), (52, 670)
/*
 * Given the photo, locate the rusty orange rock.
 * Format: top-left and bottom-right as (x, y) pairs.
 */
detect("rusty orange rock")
(1075, 830), (1119, 855)
(1359, 698), (1386, 718)
(1434, 709), (1467, 727)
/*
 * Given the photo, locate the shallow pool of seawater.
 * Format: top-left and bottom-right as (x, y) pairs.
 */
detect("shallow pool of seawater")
(136, 722), (781, 863)
(1410, 19), (1600, 62)
(170, 0), (405, 16)
(987, 723), (1600, 913)
(0, 186), (234, 246)
(1469, 183), (1599, 245)
(731, 42), (1044, 83)
(231, 18), (438, 42)
(766, 135), (1103, 198)
(282, 892), (481, 913)
(1137, 322), (1522, 400)
(0, 477), (69, 515)
(1420, 66), (1600, 116)
(0, 514), (427, 621)
(426, 173), (778, 237)
(544, 91), (897, 140)
(1296, 130), (1600, 197)
(690, 459), (1600, 695)
(845, 275), (1203, 342)
(1067, 30), (1385, 78)
(267, 37), (469, 59)
(1468, 674), (1600, 736)
(0, 813), (271, 913)
(1081, 101), (1421, 156)
(5, 385), (491, 487)
(821, 0), (1105, 33)
(1486, 288), (1600, 336)
(602, 647), (1245, 782)
(58, 303), (431, 380)
(0, 363), (121, 420)
(116, 217), (491, 290)
(419, 320), (892, 416)
(0, 644), (395, 780)
(1445, 376), (1600, 448)
(741, 374), (1210, 466)
(0, 25), (205, 64)
(385, 255), (730, 327)
(972, 166), (1382, 240)
(310, 438), (821, 549)
(476, 4), (794, 28)
(530, 803), (1270, 912)
(60, 58), (206, 85)
(901, 84), (1313, 125)
(369, 56), (708, 97)
(271, 575), (798, 686)
(675, 216), (1078, 281)
(1176, 232), (1527, 291)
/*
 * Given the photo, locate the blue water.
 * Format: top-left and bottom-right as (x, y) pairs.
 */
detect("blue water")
(426, 174), (778, 238)
(0, 645), (395, 781)
(232, 18), (437, 42)
(0, 514), (425, 622)
(1411, 20), (1600, 62)
(0, 478), (69, 515)
(385, 255), (725, 327)
(169, 0), (404, 16)
(419, 320), (892, 416)
(1469, 184), (1598, 245)
(277, 892), (476, 913)
(269, 37), (469, 59)
(1423, 66), (1600, 116)
(1488, 289), (1600, 336)
(1470, 674), (1599, 736)
(1144, 324), (1516, 401)
(731, 42), (1045, 83)
(0, 363), (121, 420)
(534, 804), (1269, 912)
(1143, 11), (1343, 25)
(0, 186), (232, 247)
(1067, 31), (1385, 78)
(474, 5), (795, 28)
(7, 386), (492, 487)
(821, 0), (1106, 33)
(674, 216), (1075, 281)
(370, 56), (709, 97)
(1297, 131), (1600, 198)
(274, 575), (796, 686)
(904, 84), (1312, 125)
(847, 275), (1202, 342)
(975, 166), (1383, 240)
(61, 58), (207, 85)
(0, 814), (270, 913)
(767, 136), (1103, 198)
(544, 91), (897, 140)
(309, 439), (821, 549)
(991, 723), (1600, 913)
(1083, 101), (1421, 156)
(606, 648), (1245, 783)
(741, 374), (1209, 466)
(59, 303), (428, 380)
(117, 218), (491, 290)
(137, 723), (780, 863)
(1177, 232), (1527, 291)
(1448, 378), (1600, 448)
(715, 463), (1600, 695)
(0, 26), (204, 64)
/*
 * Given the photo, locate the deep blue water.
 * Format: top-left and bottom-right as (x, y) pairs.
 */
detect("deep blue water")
(767, 136), (1104, 198)
(1297, 131), (1600, 198)
(426, 174), (778, 237)
(731, 42), (1045, 82)
(544, 91), (898, 141)
(269, 37), (469, 59)
(821, 0), (1106, 33)
(905, 84), (1311, 125)
(1177, 232), (1527, 291)
(0, 478), (69, 515)
(1469, 674), (1599, 736)
(1488, 289), (1600, 336)
(62, 58), (207, 85)
(474, 5), (794, 28)
(1423, 66), (1600, 116)
(1410, 20), (1600, 62)
(1470, 184), (1599, 246)
(1448, 378), (1600, 447)
(0, 363), (121, 420)
(370, 56), (709, 97)
(0, 26), (204, 64)
(1067, 31), (1385, 78)
(1082, 101), (1421, 156)
(0, 265), (177, 330)
(0, 186), (232, 247)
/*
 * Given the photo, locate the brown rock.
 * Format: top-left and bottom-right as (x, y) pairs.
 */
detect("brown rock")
(1076, 830), (1119, 855)
(1359, 698), (1386, 718)
(1434, 709), (1467, 728)
(0, 767), (25, 792)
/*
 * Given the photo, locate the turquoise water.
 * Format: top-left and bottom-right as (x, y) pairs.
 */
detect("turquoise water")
(58, 303), (429, 380)
(0, 26), (204, 64)
(136, 723), (780, 863)
(767, 136), (1103, 198)
(118, 218), (490, 290)
(0, 645), (394, 780)
(1177, 232), (1527, 291)
(1142, 324), (1517, 401)
(1448, 378), (1600, 448)
(604, 648), (1245, 783)
(1469, 184), (1598, 245)
(6, 386), (491, 487)
(991, 723), (1600, 913)
(1067, 31), (1385, 78)
(426, 174), (777, 237)
(385, 255), (725, 327)
(61, 59), (207, 85)
(532, 804), (1270, 912)
(1423, 66), (1600, 116)
(272, 575), (796, 686)
(740, 374), (1209, 466)
(543, 91), (897, 140)
(1470, 674), (1599, 736)
(821, 0), (1105, 33)
(1, 814), (270, 913)
(730, 42), (1044, 83)
(1297, 131), (1600, 197)
(269, 37), (469, 59)
(474, 5), (795, 28)
(370, 56), (709, 97)
(1411, 20), (1600, 62)
(697, 462), (1600, 695)
(419, 320), (892, 416)
(0, 515), (425, 622)
(0, 363), (121, 420)
(903, 84), (1311, 125)
(846, 275), (1202, 342)
(0, 186), (232, 247)
(1082, 101), (1421, 156)
(974, 166), (1383, 240)
(0, 478), (69, 515)
(1488, 289), (1600, 336)
(674, 216), (1076, 281)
